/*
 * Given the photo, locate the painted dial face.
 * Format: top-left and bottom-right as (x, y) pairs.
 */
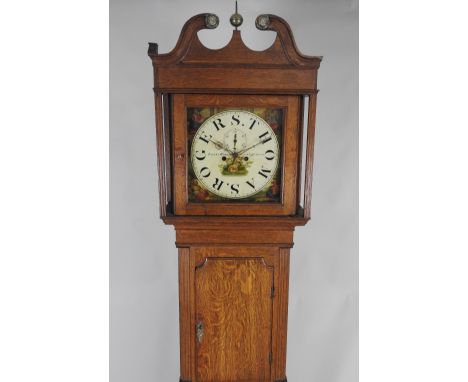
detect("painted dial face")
(191, 110), (280, 199)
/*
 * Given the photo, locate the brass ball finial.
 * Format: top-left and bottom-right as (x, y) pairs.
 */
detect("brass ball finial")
(205, 14), (219, 29)
(230, 1), (243, 29)
(255, 14), (271, 30)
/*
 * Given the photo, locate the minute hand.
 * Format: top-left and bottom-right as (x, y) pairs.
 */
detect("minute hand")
(237, 140), (264, 156)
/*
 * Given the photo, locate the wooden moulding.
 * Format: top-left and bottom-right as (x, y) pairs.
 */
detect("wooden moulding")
(162, 215), (309, 229)
(148, 13), (321, 94)
(175, 229), (295, 248)
(148, 14), (322, 67)
(168, 215), (306, 247)
(157, 66), (317, 94)
(303, 93), (318, 219)
(178, 248), (191, 381)
(272, 248), (290, 381)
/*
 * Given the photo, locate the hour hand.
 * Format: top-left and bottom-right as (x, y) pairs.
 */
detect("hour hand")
(209, 138), (233, 154)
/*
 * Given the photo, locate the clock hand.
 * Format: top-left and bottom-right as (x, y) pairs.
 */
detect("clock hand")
(209, 138), (234, 154)
(237, 140), (263, 156)
(233, 133), (237, 151)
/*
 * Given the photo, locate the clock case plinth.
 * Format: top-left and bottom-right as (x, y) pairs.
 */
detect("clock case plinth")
(149, 13), (321, 382)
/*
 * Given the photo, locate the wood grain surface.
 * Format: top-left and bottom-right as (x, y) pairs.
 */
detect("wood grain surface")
(157, 66), (316, 94)
(148, 14), (322, 69)
(195, 257), (273, 381)
(178, 248), (192, 381)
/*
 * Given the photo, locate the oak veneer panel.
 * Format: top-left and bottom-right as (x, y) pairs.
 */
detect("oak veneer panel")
(273, 248), (290, 381)
(303, 93), (318, 219)
(183, 32), (290, 66)
(195, 257), (273, 382)
(184, 94), (294, 107)
(163, 215), (309, 229)
(178, 248), (191, 381)
(162, 93), (173, 214)
(154, 92), (167, 217)
(176, 229), (294, 247)
(158, 67), (316, 94)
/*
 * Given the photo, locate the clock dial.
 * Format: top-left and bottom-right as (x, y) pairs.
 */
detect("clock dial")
(190, 110), (280, 200)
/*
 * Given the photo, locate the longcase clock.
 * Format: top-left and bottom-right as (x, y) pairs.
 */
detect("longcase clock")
(148, 10), (321, 382)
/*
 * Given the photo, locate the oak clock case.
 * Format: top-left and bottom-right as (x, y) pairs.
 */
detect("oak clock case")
(148, 12), (321, 382)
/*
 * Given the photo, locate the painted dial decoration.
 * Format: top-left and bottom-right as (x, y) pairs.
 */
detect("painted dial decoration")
(190, 110), (280, 199)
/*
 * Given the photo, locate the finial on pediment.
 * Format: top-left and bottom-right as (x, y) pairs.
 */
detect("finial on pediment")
(205, 13), (219, 29)
(230, 1), (243, 30)
(255, 14), (271, 30)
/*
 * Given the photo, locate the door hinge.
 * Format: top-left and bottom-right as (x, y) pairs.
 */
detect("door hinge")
(270, 285), (275, 298)
(269, 352), (273, 364)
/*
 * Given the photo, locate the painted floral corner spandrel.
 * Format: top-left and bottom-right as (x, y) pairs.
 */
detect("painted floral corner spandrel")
(187, 107), (283, 203)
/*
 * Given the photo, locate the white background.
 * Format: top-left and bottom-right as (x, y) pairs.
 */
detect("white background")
(0, 0), (467, 382)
